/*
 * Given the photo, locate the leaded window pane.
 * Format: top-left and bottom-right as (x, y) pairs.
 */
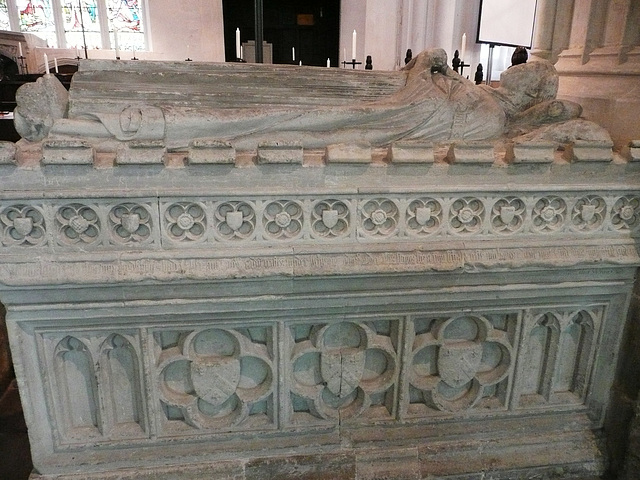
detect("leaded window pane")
(107, 0), (144, 51)
(0, 1), (10, 31)
(16, 0), (57, 47)
(62, 1), (101, 49)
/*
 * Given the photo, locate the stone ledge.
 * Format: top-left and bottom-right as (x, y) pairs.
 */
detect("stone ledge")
(0, 243), (636, 286)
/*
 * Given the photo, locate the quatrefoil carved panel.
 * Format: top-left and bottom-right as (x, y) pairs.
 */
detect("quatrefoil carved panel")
(409, 314), (514, 413)
(157, 327), (274, 431)
(0, 204), (46, 247)
(290, 321), (398, 423)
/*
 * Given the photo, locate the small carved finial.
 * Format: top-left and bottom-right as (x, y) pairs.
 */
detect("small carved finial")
(474, 63), (483, 85)
(511, 46), (528, 66)
(365, 55), (373, 70)
(404, 48), (413, 65)
(452, 50), (461, 73)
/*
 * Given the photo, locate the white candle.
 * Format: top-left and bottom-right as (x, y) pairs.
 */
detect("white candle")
(343, 48), (346, 62)
(352, 30), (357, 60)
(235, 28), (241, 58)
(327, 57), (330, 68)
(240, 45), (243, 60)
(299, 60), (302, 66)
(43, 53), (48, 73)
(114, 29), (120, 58)
(54, 57), (58, 73)
(18, 42), (22, 57)
(461, 32), (467, 62)
(75, 47), (79, 58)
(292, 47), (295, 61)
(132, 48), (136, 59)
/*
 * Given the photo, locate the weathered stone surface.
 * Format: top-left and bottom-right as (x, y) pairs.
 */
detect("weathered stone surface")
(449, 141), (495, 163)
(326, 143), (372, 163)
(257, 141), (303, 164)
(356, 448), (420, 480)
(116, 140), (166, 165)
(512, 140), (556, 163)
(42, 139), (93, 165)
(188, 139), (236, 164)
(0, 141), (17, 164)
(388, 142), (435, 163)
(245, 454), (355, 480)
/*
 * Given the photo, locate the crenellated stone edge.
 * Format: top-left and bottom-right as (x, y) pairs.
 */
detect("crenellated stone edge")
(1, 137), (633, 167)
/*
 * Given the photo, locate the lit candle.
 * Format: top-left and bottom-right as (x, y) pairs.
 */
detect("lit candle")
(43, 53), (48, 73)
(292, 47), (295, 61)
(54, 57), (58, 73)
(114, 29), (120, 58)
(352, 30), (357, 60)
(235, 28), (241, 58)
(460, 32), (467, 62)
(18, 42), (22, 57)
(327, 57), (330, 68)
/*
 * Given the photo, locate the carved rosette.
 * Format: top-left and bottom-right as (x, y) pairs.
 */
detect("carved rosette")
(532, 196), (566, 233)
(289, 321), (398, 423)
(360, 198), (400, 237)
(611, 196), (640, 231)
(449, 197), (484, 234)
(213, 201), (256, 241)
(491, 197), (526, 234)
(157, 327), (274, 431)
(406, 198), (442, 236)
(311, 199), (350, 239)
(164, 202), (206, 242)
(0, 204), (46, 246)
(409, 315), (514, 414)
(571, 195), (606, 232)
(262, 200), (304, 240)
(109, 203), (152, 244)
(55, 203), (100, 245)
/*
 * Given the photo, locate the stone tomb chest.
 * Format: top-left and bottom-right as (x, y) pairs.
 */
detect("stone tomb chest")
(1, 55), (638, 479)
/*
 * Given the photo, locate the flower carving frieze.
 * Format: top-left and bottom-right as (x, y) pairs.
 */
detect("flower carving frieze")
(164, 202), (206, 242)
(0, 204), (46, 246)
(1, 193), (638, 250)
(55, 204), (101, 245)
(449, 197), (484, 234)
(109, 203), (154, 245)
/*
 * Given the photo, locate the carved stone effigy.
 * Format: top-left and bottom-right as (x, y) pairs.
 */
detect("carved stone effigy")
(1, 50), (638, 479)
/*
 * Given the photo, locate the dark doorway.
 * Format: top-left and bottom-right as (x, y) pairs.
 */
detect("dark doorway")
(222, 0), (340, 67)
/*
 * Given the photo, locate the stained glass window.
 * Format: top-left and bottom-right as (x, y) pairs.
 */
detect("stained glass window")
(62, 0), (102, 49)
(0, 1), (10, 31)
(7, 0), (146, 51)
(107, 0), (144, 51)
(16, 0), (57, 47)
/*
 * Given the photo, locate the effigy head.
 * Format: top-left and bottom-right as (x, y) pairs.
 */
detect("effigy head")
(13, 74), (69, 142)
(498, 60), (559, 112)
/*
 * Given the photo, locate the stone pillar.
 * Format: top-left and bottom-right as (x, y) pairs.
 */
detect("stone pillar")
(530, 0), (574, 63)
(553, 0), (640, 150)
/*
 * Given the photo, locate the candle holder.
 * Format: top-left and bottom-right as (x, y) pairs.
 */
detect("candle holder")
(16, 55), (27, 75)
(131, 55), (139, 60)
(459, 61), (468, 76)
(342, 58), (362, 69)
(185, 57), (192, 62)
